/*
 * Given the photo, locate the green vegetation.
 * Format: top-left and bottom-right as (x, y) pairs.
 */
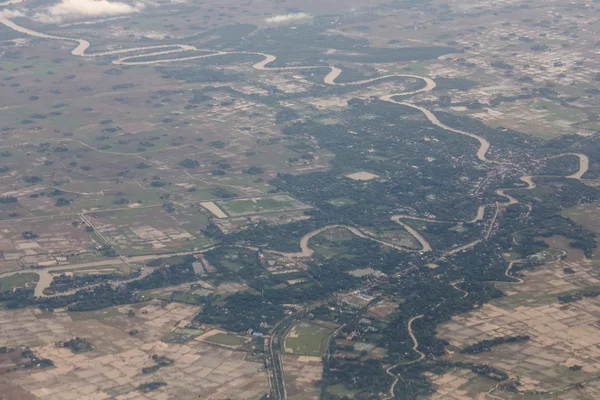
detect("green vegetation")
(46, 271), (139, 294)
(539, 100), (586, 122)
(243, 166), (263, 175)
(558, 289), (600, 303)
(312, 234), (366, 260)
(142, 354), (175, 374)
(196, 292), (286, 333)
(213, 187), (238, 198)
(322, 358), (393, 398)
(205, 332), (248, 346)
(137, 381), (167, 392)
(63, 337), (93, 353)
(284, 322), (333, 356)
(327, 384), (357, 398)
(216, 195), (310, 216)
(157, 66), (242, 83)
(461, 335), (530, 354)
(20, 348), (54, 370)
(179, 158), (199, 168)
(0, 273), (38, 292)
(227, 198), (291, 213)
(161, 329), (203, 344)
(327, 198), (357, 207)
(0, 257), (198, 311)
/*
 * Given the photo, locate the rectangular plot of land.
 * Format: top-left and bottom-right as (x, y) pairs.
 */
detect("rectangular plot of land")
(215, 194), (311, 217)
(284, 322), (333, 357)
(85, 206), (213, 256)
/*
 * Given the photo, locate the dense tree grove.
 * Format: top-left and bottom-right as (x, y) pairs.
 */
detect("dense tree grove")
(63, 337), (93, 353)
(195, 99), (600, 397)
(460, 335), (531, 354)
(0, 257), (200, 311)
(46, 271), (140, 294)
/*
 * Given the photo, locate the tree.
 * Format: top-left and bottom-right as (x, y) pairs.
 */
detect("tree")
(55, 198), (71, 207)
(23, 176), (41, 183)
(63, 337), (93, 353)
(179, 158), (199, 168)
(244, 166), (263, 175)
(137, 381), (167, 392)
(22, 231), (39, 239)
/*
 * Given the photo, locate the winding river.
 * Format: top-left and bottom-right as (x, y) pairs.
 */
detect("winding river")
(0, 1), (592, 333)
(0, 5), (596, 399)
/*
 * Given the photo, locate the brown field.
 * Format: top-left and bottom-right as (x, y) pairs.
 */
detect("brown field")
(0, 0), (600, 399)
(563, 202), (600, 257)
(539, 235), (586, 262)
(86, 206), (215, 256)
(426, 369), (497, 400)
(365, 299), (399, 320)
(436, 257), (600, 399)
(281, 354), (323, 400)
(0, 215), (101, 270)
(0, 301), (268, 399)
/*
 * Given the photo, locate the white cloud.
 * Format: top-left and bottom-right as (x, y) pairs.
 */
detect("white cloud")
(0, 9), (25, 19)
(264, 12), (312, 25)
(34, 0), (146, 23)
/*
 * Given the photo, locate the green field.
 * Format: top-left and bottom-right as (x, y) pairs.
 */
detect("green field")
(205, 332), (248, 346)
(284, 322), (333, 356)
(312, 241), (353, 260)
(320, 228), (356, 242)
(327, 384), (357, 398)
(366, 155), (389, 161)
(0, 273), (39, 292)
(68, 307), (122, 321)
(230, 198), (292, 213)
(312, 229), (362, 260)
(539, 100), (586, 122)
(161, 328), (204, 344)
(385, 61), (430, 75)
(216, 194), (311, 217)
(327, 198), (357, 207)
